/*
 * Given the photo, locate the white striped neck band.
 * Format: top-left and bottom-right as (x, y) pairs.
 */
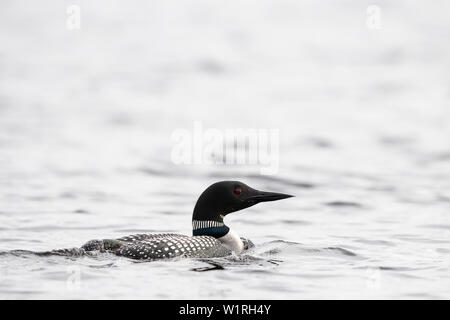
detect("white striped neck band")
(192, 220), (225, 230)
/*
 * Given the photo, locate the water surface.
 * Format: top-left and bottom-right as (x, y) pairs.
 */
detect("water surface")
(0, 0), (449, 299)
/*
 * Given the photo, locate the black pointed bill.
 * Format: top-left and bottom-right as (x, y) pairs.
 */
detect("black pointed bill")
(246, 190), (294, 203)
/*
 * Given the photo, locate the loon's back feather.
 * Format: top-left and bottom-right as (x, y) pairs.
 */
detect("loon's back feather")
(117, 233), (190, 243)
(81, 233), (232, 260)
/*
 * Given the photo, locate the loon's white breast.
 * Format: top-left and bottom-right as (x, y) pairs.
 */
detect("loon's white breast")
(217, 229), (244, 254)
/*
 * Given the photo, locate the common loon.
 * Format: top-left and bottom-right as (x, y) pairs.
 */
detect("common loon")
(51, 181), (293, 260)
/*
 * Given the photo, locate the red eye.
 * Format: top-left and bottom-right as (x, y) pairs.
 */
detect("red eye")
(234, 188), (242, 195)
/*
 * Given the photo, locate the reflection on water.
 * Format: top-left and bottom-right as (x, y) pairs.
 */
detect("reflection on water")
(1, 0), (450, 299)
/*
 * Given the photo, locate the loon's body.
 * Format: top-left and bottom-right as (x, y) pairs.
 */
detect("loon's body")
(51, 181), (292, 260)
(78, 233), (250, 260)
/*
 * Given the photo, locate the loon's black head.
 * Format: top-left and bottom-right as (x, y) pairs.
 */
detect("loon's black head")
(192, 181), (293, 224)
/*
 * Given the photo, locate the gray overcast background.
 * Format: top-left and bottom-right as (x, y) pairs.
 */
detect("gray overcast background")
(0, 0), (449, 299)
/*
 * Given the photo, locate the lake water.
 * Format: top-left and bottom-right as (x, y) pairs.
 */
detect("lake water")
(0, 0), (449, 299)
